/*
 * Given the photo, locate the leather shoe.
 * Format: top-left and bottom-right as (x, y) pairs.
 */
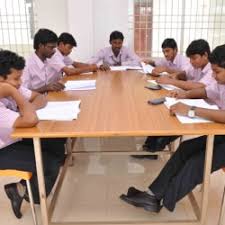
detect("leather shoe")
(120, 188), (162, 213)
(4, 183), (24, 218)
(131, 155), (158, 160)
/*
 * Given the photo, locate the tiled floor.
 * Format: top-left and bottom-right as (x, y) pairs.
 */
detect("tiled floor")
(0, 137), (224, 225)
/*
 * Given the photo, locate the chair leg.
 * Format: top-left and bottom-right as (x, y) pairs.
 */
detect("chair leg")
(218, 185), (225, 225)
(26, 180), (37, 225)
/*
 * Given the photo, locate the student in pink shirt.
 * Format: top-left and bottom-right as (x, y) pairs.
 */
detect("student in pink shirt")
(145, 38), (190, 77)
(156, 39), (214, 90)
(47, 32), (97, 76)
(22, 28), (65, 93)
(0, 50), (65, 219)
(120, 44), (225, 213)
(89, 30), (141, 70)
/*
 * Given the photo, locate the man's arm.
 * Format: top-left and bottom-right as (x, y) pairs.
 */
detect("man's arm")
(170, 102), (225, 123)
(168, 87), (207, 99)
(0, 84), (39, 128)
(62, 63), (97, 76)
(157, 76), (205, 90)
(29, 91), (47, 109)
(32, 81), (65, 93)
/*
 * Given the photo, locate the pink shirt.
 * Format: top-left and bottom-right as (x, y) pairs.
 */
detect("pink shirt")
(206, 82), (225, 110)
(89, 46), (141, 66)
(22, 53), (62, 90)
(0, 87), (32, 149)
(186, 63), (214, 86)
(47, 48), (73, 78)
(155, 53), (190, 72)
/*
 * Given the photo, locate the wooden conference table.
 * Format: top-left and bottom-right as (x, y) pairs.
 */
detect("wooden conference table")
(12, 70), (225, 225)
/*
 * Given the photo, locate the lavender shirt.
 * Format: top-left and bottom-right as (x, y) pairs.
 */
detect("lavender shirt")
(206, 82), (225, 110)
(22, 53), (62, 90)
(47, 48), (73, 78)
(155, 53), (190, 72)
(89, 46), (141, 66)
(0, 87), (32, 149)
(186, 63), (215, 86)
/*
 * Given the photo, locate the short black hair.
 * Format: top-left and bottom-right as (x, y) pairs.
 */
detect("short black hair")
(0, 50), (25, 79)
(186, 39), (210, 57)
(209, 44), (225, 68)
(161, 38), (177, 49)
(33, 28), (58, 50)
(109, 31), (124, 42)
(58, 32), (77, 47)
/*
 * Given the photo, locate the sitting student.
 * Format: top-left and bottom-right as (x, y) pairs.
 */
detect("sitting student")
(145, 38), (190, 77)
(22, 28), (65, 93)
(156, 39), (213, 90)
(89, 30), (141, 70)
(140, 39), (215, 154)
(120, 44), (225, 213)
(47, 32), (97, 76)
(0, 50), (65, 218)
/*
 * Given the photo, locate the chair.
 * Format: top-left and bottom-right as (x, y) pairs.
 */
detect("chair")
(0, 170), (37, 225)
(218, 168), (225, 225)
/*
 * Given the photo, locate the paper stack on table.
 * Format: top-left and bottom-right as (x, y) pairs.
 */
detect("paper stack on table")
(64, 80), (96, 91)
(147, 80), (180, 91)
(36, 101), (81, 121)
(110, 66), (142, 71)
(164, 97), (218, 124)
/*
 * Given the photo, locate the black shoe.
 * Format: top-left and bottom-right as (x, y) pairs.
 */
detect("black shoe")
(120, 187), (162, 213)
(4, 183), (24, 218)
(131, 155), (158, 160)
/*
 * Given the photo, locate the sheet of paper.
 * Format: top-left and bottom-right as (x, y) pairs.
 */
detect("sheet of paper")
(36, 101), (81, 121)
(110, 66), (128, 71)
(147, 80), (180, 91)
(164, 97), (218, 123)
(80, 72), (93, 75)
(64, 80), (96, 91)
(141, 62), (154, 74)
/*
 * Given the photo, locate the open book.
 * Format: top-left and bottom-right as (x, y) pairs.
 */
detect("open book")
(36, 101), (81, 121)
(165, 97), (218, 124)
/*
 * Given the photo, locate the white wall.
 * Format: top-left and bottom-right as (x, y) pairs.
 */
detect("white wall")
(68, 0), (129, 61)
(35, 0), (68, 36)
(36, 0), (129, 61)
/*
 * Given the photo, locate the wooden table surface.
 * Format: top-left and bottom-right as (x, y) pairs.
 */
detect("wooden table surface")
(12, 70), (225, 138)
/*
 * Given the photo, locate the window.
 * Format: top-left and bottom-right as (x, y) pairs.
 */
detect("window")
(0, 0), (36, 57)
(129, 0), (225, 57)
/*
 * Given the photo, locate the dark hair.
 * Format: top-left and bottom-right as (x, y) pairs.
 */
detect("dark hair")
(33, 28), (58, 50)
(186, 39), (210, 57)
(109, 31), (124, 42)
(58, 32), (77, 47)
(209, 44), (225, 68)
(0, 50), (25, 79)
(161, 38), (177, 49)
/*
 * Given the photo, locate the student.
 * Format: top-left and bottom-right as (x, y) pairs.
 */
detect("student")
(156, 39), (213, 90)
(47, 32), (97, 76)
(0, 50), (65, 218)
(22, 28), (65, 93)
(145, 38), (190, 77)
(89, 30), (141, 70)
(120, 44), (225, 213)
(139, 39), (215, 154)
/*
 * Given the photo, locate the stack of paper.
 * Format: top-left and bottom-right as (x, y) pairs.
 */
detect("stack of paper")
(141, 62), (154, 74)
(165, 97), (219, 123)
(64, 80), (96, 91)
(147, 80), (180, 91)
(110, 66), (142, 71)
(36, 101), (81, 121)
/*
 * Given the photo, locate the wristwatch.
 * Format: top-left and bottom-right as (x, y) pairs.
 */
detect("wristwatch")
(188, 106), (196, 118)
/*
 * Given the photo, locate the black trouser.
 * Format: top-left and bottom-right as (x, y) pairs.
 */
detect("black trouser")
(144, 136), (180, 149)
(149, 135), (225, 211)
(0, 138), (66, 204)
